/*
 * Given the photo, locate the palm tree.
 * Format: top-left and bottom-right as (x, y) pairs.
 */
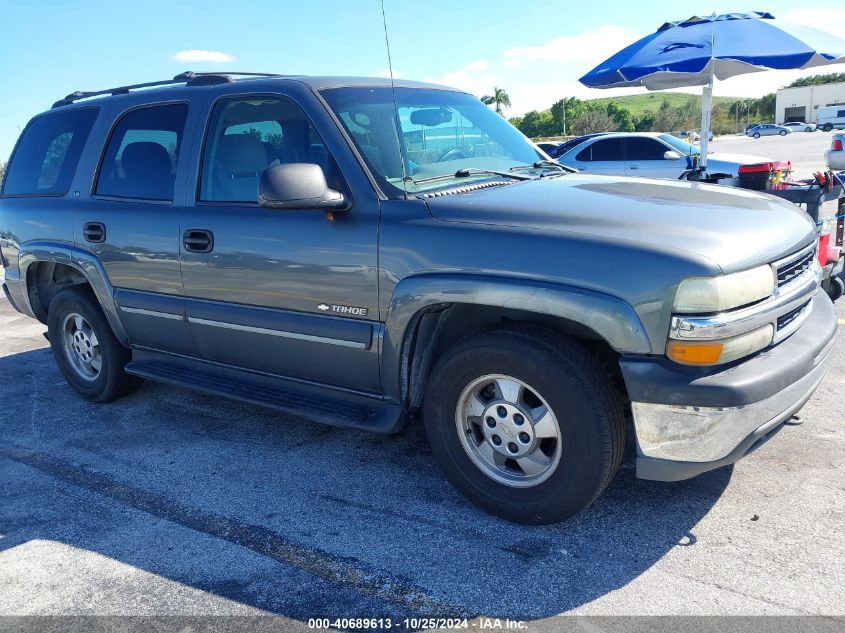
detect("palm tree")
(481, 87), (512, 116)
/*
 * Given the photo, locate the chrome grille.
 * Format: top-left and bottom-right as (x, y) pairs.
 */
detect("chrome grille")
(777, 300), (811, 331)
(776, 249), (815, 287)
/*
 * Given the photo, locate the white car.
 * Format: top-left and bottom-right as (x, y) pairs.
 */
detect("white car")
(556, 132), (770, 179)
(782, 121), (815, 133)
(746, 124), (791, 138)
(825, 134), (845, 171)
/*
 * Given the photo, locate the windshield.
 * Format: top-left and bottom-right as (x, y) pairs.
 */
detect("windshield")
(320, 87), (542, 195)
(658, 133), (700, 156)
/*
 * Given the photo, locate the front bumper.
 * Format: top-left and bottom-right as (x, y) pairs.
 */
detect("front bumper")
(621, 293), (837, 481)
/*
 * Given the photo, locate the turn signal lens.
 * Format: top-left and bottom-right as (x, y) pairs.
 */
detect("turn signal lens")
(667, 324), (774, 366)
(666, 341), (724, 365)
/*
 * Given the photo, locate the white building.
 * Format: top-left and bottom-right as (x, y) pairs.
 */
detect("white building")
(776, 82), (845, 123)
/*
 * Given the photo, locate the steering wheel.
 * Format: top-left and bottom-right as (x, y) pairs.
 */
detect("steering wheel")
(438, 149), (468, 162)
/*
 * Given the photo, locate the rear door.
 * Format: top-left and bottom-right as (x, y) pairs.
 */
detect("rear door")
(78, 101), (199, 354)
(566, 137), (626, 175)
(179, 91), (381, 393)
(625, 137), (684, 179)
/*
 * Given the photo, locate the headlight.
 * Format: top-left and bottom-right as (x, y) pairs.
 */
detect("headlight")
(673, 265), (775, 314)
(666, 324), (774, 365)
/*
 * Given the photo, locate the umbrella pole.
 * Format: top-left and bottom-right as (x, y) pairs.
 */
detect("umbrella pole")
(699, 72), (714, 175)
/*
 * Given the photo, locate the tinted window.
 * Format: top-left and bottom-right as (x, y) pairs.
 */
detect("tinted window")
(2, 107), (98, 196)
(200, 97), (334, 203)
(838, 110), (845, 118)
(95, 103), (188, 201)
(584, 138), (625, 162)
(626, 137), (669, 161)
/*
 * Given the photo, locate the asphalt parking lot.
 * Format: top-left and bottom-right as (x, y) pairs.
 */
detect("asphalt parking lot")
(1, 135), (844, 628)
(709, 128), (833, 180)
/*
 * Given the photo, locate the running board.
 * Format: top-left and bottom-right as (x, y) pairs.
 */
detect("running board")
(125, 350), (402, 433)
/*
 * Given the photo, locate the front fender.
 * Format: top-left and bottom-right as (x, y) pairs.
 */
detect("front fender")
(381, 273), (652, 400)
(17, 241), (129, 345)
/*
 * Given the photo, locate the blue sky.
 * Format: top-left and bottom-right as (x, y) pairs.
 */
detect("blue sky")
(1, 0), (842, 160)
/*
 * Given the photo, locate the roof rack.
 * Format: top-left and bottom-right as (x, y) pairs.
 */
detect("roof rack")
(51, 71), (282, 108)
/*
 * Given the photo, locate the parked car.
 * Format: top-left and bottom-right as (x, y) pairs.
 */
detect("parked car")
(535, 141), (562, 156)
(825, 133), (845, 170)
(746, 124), (791, 138)
(1, 72), (836, 524)
(815, 105), (845, 132)
(556, 132), (769, 179)
(781, 121), (815, 133)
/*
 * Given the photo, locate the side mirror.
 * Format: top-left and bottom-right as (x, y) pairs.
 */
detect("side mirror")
(664, 150), (682, 160)
(258, 163), (347, 210)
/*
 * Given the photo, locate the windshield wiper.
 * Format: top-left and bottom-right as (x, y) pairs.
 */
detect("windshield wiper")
(413, 168), (532, 185)
(510, 160), (578, 174)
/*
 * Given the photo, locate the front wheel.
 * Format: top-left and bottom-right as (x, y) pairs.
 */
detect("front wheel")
(423, 325), (624, 524)
(48, 287), (140, 402)
(824, 124), (833, 132)
(753, 132), (761, 139)
(779, 130), (787, 136)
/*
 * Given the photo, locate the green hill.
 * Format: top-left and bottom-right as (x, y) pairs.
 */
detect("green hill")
(583, 92), (737, 117)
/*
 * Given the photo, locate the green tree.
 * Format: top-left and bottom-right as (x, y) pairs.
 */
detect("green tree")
(569, 110), (618, 135)
(606, 102), (634, 132)
(0, 161), (6, 186)
(508, 116), (523, 130)
(481, 87), (512, 115)
(789, 73), (845, 88)
(518, 110), (554, 138)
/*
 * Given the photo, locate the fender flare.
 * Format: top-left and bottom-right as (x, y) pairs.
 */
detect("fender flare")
(17, 241), (129, 345)
(381, 273), (653, 401)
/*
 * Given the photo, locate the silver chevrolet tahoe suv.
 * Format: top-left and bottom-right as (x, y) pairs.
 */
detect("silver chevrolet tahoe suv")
(0, 72), (838, 523)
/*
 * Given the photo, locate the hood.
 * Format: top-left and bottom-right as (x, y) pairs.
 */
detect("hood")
(423, 174), (816, 273)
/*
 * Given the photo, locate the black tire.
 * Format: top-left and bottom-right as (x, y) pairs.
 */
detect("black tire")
(423, 325), (625, 524)
(48, 286), (140, 402)
(806, 127), (813, 133)
(824, 124), (833, 132)
(753, 132), (760, 139)
(826, 276), (844, 302)
(779, 130), (787, 136)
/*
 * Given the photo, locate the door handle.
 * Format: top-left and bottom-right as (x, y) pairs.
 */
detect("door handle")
(83, 222), (106, 243)
(183, 229), (214, 253)
(628, 165), (639, 170)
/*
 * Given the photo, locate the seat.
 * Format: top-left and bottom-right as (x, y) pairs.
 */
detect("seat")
(214, 134), (270, 201)
(120, 142), (174, 200)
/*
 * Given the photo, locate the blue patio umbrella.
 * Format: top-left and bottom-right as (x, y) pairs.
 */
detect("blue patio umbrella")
(579, 12), (845, 173)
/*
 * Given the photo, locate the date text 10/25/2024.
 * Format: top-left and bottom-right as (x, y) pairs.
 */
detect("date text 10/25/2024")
(307, 618), (528, 630)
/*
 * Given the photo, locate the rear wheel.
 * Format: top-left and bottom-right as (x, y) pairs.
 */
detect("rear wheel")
(423, 325), (625, 524)
(779, 130), (787, 136)
(48, 287), (139, 402)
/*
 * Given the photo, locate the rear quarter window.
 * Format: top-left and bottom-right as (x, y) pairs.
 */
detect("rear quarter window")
(2, 107), (98, 197)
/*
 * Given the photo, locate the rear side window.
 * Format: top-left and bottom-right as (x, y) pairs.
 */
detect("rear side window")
(577, 138), (625, 162)
(95, 103), (188, 201)
(2, 107), (98, 197)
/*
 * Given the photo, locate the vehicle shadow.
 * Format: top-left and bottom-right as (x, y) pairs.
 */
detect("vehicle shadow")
(0, 346), (732, 621)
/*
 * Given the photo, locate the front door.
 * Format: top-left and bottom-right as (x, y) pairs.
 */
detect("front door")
(624, 137), (685, 179)
(79, 101), (196, 355)
(179, 94), (381, 393)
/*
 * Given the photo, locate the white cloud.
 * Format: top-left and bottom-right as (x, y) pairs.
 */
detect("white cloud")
(376, 68), (403, 78)
(464, 59), (489, 73)
(172, 49), (234, 63)
(503, 24), (637, 68)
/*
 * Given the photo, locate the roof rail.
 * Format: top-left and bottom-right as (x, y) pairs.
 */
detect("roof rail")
(51, 71), (282, 108)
